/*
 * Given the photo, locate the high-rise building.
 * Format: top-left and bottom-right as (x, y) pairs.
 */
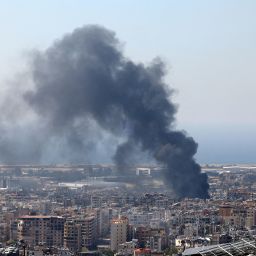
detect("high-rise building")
(110, 217), (129, 251)
(64, 221), (82, 252)
(17, 216), (65, 247)
(64, 215), (97, 251)
(76, 216), (97, 249)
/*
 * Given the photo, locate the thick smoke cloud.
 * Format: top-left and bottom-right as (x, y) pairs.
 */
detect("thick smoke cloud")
(0, 25), (209, 198)
(0, 26), (208, 198)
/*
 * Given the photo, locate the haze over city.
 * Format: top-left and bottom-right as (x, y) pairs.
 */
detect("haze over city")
(0, 2), (256, 256)
(0, 1), (256, 164)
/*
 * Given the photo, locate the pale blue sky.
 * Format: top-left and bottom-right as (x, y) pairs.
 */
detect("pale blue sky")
(0, 1), (256, 163)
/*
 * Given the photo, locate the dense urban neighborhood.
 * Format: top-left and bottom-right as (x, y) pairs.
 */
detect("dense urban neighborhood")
(0, 164), (255, 256)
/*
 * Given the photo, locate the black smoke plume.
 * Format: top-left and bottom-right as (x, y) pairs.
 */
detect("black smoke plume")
(3, 25), (209, 198)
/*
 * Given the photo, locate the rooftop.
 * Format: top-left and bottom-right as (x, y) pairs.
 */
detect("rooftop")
(183, 239), (256, 256)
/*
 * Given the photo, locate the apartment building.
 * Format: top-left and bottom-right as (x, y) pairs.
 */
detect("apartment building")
(64, 220), (82, 252)
(110, 217), (129, 251)
(17, 216), (65, 247)
(64, 215), (97, 251)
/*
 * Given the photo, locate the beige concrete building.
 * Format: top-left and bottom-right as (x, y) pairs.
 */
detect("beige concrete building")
(219, 204), (256, 229)
(110, 217), (128, 251)
(64, 216), (97, 251)
(76, 216), (97, 249)
(64, 221), (82, 252)
(17, 216), (65, 247)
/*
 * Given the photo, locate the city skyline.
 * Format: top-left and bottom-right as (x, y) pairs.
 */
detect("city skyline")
(0, 3), (255, 255)
(0, 1), (255, 164)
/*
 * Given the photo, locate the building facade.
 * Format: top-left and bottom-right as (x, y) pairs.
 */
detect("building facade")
(17, 216), (65, 247)
(110, 217), (129, 251)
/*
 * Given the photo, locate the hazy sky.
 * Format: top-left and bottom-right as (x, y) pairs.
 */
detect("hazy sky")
(0, 1), (256, 163)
